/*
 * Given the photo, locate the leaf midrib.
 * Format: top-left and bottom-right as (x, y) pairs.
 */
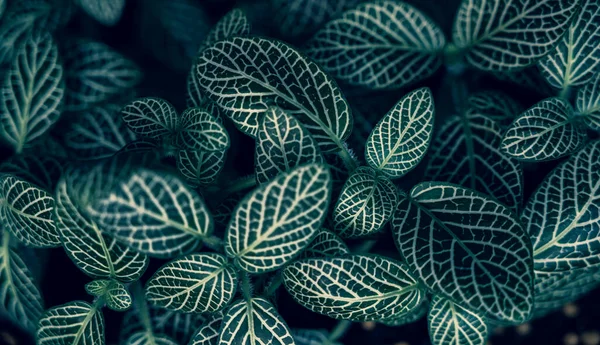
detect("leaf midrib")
(72, 302), (100, 345)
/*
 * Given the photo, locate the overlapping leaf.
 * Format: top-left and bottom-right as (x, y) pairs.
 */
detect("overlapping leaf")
(145, 253), (237, 313)
(292, 329), (341, 345)
(37, 301), (105, 345)
(188, 312), (223, 345)
(494, 65), (556, 97)
(576, 73), (600, 131)
(255, 107), (324, 184)
(301, 229), (349, 259)
(306, 1), (446, 90)
(378, 298), (428, 327)
(196, 36), (352, 153)
(197, 8), (250, 53)
(121, 97), (179, 140)
(176, 107), (229, 151)
(465, 91), (522, 128)
(177, 149), (227, 187)
(124, 332), (178, 345)
(453, 0), (579, 71)
(365, 88), (434, 178)
(283, 254), (424, 322)
(226, 163), (331, 273)
(392, 182), (533, 323)
(85, 279), (132, 311)
(428, 295), (488, 345)
(218, 298), (294, 345)
(502, 98), (587, 161)
(76, 0), (125, 26)
(0, 31), (64, 153)
(0, 154), (62, 191)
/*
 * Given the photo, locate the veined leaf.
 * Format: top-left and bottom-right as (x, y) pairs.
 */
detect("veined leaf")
(0, 232), (44, 331)
(0, 31), (64, 153)
(195, 36), (352, 153)
(255, 107), (324, 184)
(425, 109), (523, 211)
(539, 1), (600, 90)
(0, 154), (62, 191)
(465, 91), (522, 128)
(37, 301), (105, 345)
(85, 279), (132, 311)
(145, 253), (237, 313)
(428, 295), (488, 345)
(86, 169), (213, 258)
(494, 65), (556, 97)
(333, 166), (397, 238)
(292, 329), (341, 345)
(121, 97), (179, 141)
(301, 229), (349, 259)
(176, 107), (229, 151)
(218, 297), (294, 345)
(378, 298), (428, 327)
(365, 88), (434, 178)
(306, 1), (445, 90)
(453, 0), (579, 71)
(0, 174), (59, 247)
(189, 312), (223, 345)
(576, 73), (600, 131)
(392, 182), (534, 323)
(76, 0), (125, 26)
(226, 163), (331, 273)
(524, 140), (600, 272)
(125, 332), (178, 345)
(501, 97), (587, 161)
(198, 8), (250, 53)
(64, 103), (137, 160)
(177, 149), (227, 187)
(283, 254), (424, 322)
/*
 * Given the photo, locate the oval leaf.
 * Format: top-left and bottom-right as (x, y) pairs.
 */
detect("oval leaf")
(122, 97), (179, 140)
(428, 295), (488, 345)
(37, 301), (105, 345)
(301, 229), (349, 259)
(177, 149), (227, 188)
(176, 107), (229, 151)
(576, 73), (600, 131)
(189, 312), (223, 345)
(76, 0), (125, 26)
(85, 279), (132, 311)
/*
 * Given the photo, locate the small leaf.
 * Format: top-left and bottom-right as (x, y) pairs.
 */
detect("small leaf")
(145, 253), (237, 313)
(333, 166), (397, 238)
(292, 329), (341, 345)
(177, 149), (227, 188)
(198, 8), (250, 53)
(365, 87), (434, 178)
(76, 0), (125, 26)
(226, 163), (331, 273)
(466, 91), (522, 129)
(255, 107), (324, 184)
(393, 183), (533, 324)
(121, 97), (179, 141)
(37, 301), (105, 345)
(306, 1), (446, 90)
(283, 254), (424, 322)
(428, 295), (488, 345)
(188, 312), (223, 345)
(0, 175), (59, 247)
(218, 298), (294, 345)
(176, 107), (229, 151)
(85, 279), (132, 311)
(501, 98), (587, 161)
(576, 73), (600, 131)
(301, 229), (349, 259)
(452, 0), (579, 71)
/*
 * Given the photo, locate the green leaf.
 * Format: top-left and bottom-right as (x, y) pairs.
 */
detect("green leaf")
(255, 107), (324, 184)
(195, 36), (352, 153)
(301, 229), (349, 259)
(465, 91), (522, 129)
(176, 107), (229, 151)
(64, 103), (137, 160)
(576, 73), (600, 131)
(425, 106), (523, 211)
(145, 253), (237, 313)
(121, 97), (179, 141)
(125, 332), (178, 345)
(283, 254), (424, 322)
(365, 87), (434, 178)
(63, 38), (141, 112)
(37, 301), (105, 345)
(177, 149), (227, 188)
(0, 233), (44, 331)
(76, 0), (125, 26)
(197, 8), (250, 53)
(0, 174), (59, 247)
(0, 154), (62, 191)
(85, 279), (132, 311)
(306, 1), (445, 90)
(539, 1), (600, 90)
(0, 31), (64, 153)
(428, 295), (488, 345)
(226, 163), (331, 273)
(523, 140), (600, 272)
(218, 297), (294, 345)
(86, 169), (213, 258)
(493, 65), (556, 97)
(332, 166), (397, 238)
(501, 97), (587, 161)
(378, 298), (428, 327)
(453, 0), (579, 71)
(188, 312), (223, 345)
(55, 171), (148, 281)
(292, 329), (341, 345)
(392, 182), (534, 324)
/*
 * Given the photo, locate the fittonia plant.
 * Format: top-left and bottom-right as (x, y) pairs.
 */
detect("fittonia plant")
(0, 1), (598, 345)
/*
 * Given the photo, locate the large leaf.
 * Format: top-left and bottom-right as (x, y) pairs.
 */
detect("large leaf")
(145, 253), (237, 313)
(283, 254), (424, 322)
(176, 107), (229, 151)
(188, 312), (223, 345)
(76, 0), (125, 26)
(218, 297), (294, 345)
(255, 107), (324, 184)
(306, 1), (445, 90)
(86, 169), (213, 258)
(332, 166), (397, 238)
(365, 87), (434, 178)
(0, 233), (44, 331)
(197, 8), (251, 53)
(85, 279), (132, 311)
(539, 1), (600, 90)
(37, 301), (105, 345)
(121, 97), (179, 141)
(392, 182), (534, 323)
(501, 97), (587, 161)
(452, 0), (579, 71)
(176, 149), (227, 188)
(0, 174), (59, 247)
(576, 73), (600, 131)
(524, 140), (600, 272)
(428, 295), (488, 345)
(226, 163), (331, 273)
(195, 36), (352, 153)
(0, 31), (63, 153)
(301, 229), (349, 259)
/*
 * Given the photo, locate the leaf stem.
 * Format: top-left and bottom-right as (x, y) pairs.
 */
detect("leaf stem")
(354, 239), (377, 253)
(559, 86), (572, 101)
(328, 320), (352, 342)
(264, 271), (283, 297)
(131, 282), (154, 334)
(202, 235), (225, 253)
(240, 273), (253, 302)
(337, 144), (358, 172)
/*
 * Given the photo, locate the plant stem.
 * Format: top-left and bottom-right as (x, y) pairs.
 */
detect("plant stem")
(337, 145), (358, 172)
(264, 271), (283, 297)
(241, 273), (253, 302)
(224, 175), (257, 194)
(328, 320), (353, 342)
(202, 235), (225, 253)
(559, 86), (571, 100)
